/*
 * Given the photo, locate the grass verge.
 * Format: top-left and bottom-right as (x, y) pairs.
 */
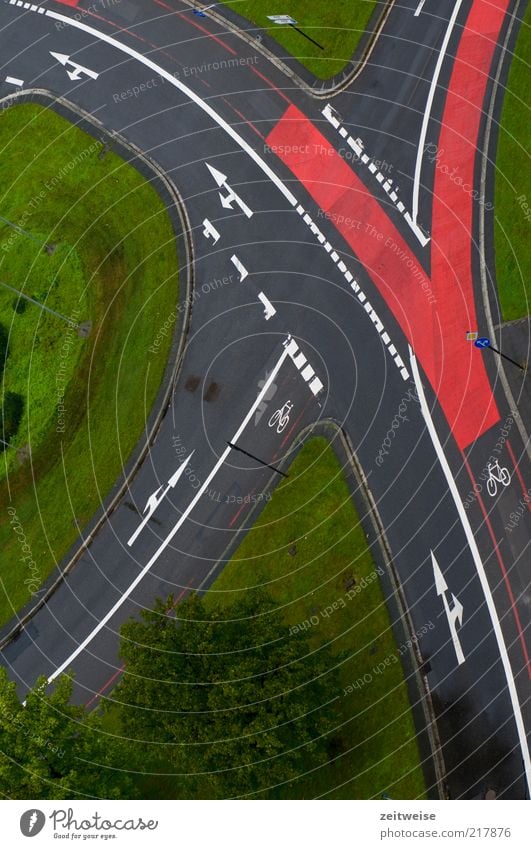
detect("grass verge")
(223, 0), (379, 79)
(494, 5), (531, 321)
(115, 437), (426, 799)
(0, 103), (179, 626)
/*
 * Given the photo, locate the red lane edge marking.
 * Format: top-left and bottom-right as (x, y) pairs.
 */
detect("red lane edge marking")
(221, 97), (265, 140)
(53, 0), (80, 6)
(265, 103), (499, 452)
(152, 0), (238, 56)
(229, 495), (254, 528)
(84, 587), (191, 707)
(85, 664), (124, 708)
(506, 439), (531, 512)
(462, 451), (531, 678)
(249, 65), (292, 106)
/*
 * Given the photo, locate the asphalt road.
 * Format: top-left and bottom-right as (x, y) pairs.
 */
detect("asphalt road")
(0, 0), (528, 800)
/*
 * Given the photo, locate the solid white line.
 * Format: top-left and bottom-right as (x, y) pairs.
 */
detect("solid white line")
(411, 0), (463, 224)
(41, 7), (298, 208)
(5, 76), (23, 85)
(48, 347), (290, 684)
(409, 346), (531, 795)
(414, 0), (426, 16)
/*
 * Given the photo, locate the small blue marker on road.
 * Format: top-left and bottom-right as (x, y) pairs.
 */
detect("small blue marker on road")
(474, 337), (491, 349)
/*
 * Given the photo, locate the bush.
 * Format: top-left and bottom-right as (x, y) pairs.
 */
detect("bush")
(1, 391), (23, 448)
(0, 323), (8, 375)
(12, 297), (27, 314)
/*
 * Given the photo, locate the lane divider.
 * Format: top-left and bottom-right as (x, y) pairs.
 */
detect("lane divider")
(10, 0), (45, 11)
(283, 335), (324, 395)
(292, 201), (410, 381)
(11, 0), (409, 385)
(322, 103), (429, 247)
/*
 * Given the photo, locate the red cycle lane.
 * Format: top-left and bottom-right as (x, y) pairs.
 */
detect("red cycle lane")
(265, 0), (513, 453)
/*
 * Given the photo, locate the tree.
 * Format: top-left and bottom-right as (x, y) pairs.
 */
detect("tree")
(1, 391), (23, 448)
(0, 322), (8, 375)
(115, 591), (341, 798)
(0, 668), (132, 799)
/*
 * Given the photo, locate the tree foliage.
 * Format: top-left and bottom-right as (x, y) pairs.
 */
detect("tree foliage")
(0, 668), (132, 799)
(115, 591), (341, 798)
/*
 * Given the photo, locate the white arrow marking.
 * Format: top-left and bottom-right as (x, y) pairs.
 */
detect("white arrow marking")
(50, 51), (99, 81)
(231, 254), (248, 282)
(127, 451), (194, 546)
(258, 291), (276, 320)
(206, 162), (253, 219)
(202, 218), (220, 245)
(432, 550), (465, 665)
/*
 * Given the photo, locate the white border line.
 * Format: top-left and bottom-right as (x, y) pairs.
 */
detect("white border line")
(411, 0), (464, 224)
(13, 1), (410, 383)
(48, 347), (290, 683)
(409, 345), (531, 794)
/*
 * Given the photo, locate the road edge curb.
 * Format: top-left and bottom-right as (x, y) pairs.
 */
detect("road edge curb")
(0, 89), (195, 650)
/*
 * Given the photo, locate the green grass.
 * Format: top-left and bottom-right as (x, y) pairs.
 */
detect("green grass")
(224, 0), (378, 79)
(117, 438), (426, 799)
(0, 104), (179, 625)
(494, 6), (531, 321)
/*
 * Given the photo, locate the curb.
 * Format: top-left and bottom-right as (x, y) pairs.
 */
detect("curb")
(198, 421), (447, 800)
(477, 0), (530, 458)
(0, 89), (195, 650)
(181, 0), (395, 99)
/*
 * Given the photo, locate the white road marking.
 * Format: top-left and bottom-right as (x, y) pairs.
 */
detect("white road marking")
(206, 162), (253, 219)
(230, 254), (248, 282)
(202, 218), (220, 244)
(127, 453), (194, 547)
(308, 376), (323, 395)
(409, 346), (531, 794)
(48, 346), (291, 684)
(257, 291), (276, 320)
(25, 6), (408, 381)
(414, 0), (426, 16)
(411, 0), (464, 225)
(5, 75), (23, 85)
(322, 103), (429, 246)
(283, 336), (323, 395)
(49, 50), (99, 81)
(432, 551), (465, 665)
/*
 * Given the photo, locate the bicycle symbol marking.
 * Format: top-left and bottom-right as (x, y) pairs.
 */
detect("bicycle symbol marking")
(485, 459), (511, 497)
(268, 400), (293, 434)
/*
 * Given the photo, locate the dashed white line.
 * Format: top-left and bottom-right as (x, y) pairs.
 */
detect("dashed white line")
(5, 76), (23, 85)
(19, 3), (409, 385)
(322, 103), (430, 247)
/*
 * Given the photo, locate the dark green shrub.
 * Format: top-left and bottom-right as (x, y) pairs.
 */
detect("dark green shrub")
(1, 391), (23, 449)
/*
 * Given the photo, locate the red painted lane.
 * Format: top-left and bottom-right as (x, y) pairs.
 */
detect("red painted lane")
(266, 102), (499, 451)
(430, 0), (509, 442)
(53, 0), (80, 6)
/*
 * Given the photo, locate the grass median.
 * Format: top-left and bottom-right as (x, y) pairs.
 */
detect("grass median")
(223, 1), (379, 79)
(0, 103), (179, 626)
(494, 5), (531, 321)
(119, 437), (426, 799)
